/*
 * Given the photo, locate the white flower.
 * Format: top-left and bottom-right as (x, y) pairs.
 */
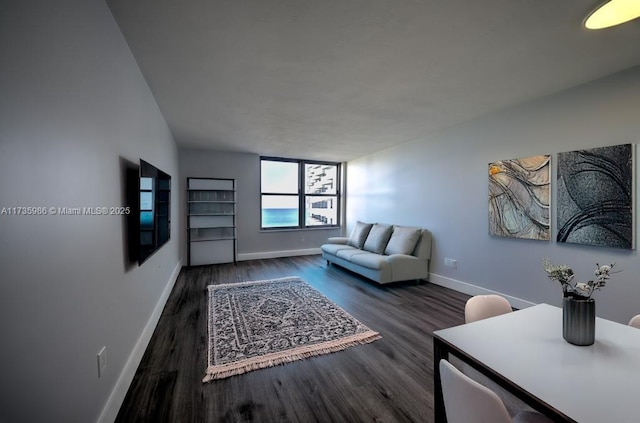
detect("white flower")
(542, 259), (617, 300)
(595, 265), (612, 277)
(599, 264), (612, 273)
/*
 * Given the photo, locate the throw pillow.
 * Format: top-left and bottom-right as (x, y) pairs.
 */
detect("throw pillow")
(348, 221), (373, 249)
(384, 226), (421, 255)
(363, 224), (393, 255)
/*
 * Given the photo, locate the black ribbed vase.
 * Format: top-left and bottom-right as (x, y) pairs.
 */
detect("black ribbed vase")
(562, 297), (595, 346)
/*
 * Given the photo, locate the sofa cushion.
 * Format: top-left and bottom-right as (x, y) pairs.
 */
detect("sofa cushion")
(336, 248), (369, 261)
(321, 243), (356, 256)
(349, 252), (390, 270)
(347, 221), (373, 249)
(363, 224), (393, 254)
(385, 226), (421, 255)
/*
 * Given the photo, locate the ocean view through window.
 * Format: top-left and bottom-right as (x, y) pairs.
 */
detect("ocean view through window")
(261, 157), (340, 229)
(262, 208), (298, 227)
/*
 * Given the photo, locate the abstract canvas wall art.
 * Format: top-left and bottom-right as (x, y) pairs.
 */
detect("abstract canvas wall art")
(557, 144), (634, 249)
(489, 155), (551, 240)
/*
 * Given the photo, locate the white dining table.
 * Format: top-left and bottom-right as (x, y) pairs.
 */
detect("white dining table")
(433, 303), (640, 423)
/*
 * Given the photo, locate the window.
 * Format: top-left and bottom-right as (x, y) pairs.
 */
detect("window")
(261, 157), (340, 229)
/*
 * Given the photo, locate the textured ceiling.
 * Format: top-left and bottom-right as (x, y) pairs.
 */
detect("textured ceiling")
(107, 0), (640, 162)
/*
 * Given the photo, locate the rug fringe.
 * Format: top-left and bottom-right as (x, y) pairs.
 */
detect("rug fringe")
(207, 276), (300, 291)
(203, 331), (381, 382)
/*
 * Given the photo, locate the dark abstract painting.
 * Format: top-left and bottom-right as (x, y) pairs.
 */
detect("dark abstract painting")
(489, 155), (551, 240)
(557, 144), (634, 249)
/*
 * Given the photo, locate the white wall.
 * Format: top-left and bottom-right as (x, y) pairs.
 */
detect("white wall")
(347, 66), (640, 323)
(0, 1), (180, 422)
(179, 149), (341, 263)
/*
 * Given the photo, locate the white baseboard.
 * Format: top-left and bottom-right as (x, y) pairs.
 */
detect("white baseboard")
(97, 259), (182, 423)
(428, 273), (535, 310)
(237, 248), (321, 261)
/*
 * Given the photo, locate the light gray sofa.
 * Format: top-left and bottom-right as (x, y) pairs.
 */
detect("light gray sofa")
(321, 221), (432, 284)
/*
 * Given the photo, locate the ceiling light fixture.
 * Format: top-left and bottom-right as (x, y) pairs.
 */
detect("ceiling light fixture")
(584, 0), (640, 30)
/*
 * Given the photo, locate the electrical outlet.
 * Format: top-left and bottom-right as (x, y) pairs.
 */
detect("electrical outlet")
(444, 258), (458, 269)
(97, 346), (107, 378)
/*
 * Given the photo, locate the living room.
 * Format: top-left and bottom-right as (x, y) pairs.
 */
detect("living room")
(2, 1), (640, 422)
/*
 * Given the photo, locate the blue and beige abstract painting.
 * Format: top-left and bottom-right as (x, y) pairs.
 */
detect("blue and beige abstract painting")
(489, 155), (551, 240)
(557, 144), (634, 249)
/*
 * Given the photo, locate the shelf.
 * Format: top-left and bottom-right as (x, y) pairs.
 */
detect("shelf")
(190, 237), (235, 242)
(189, 202), (235, 215)
(187, 177), (237, 265)
(190, 227), (234, 239)
(187, 201), (236, 204)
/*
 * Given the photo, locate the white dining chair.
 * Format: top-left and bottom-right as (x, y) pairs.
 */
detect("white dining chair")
(439, 359), (553, 423)
(628, 314), (640, 328)
(465, 294), (513, 323)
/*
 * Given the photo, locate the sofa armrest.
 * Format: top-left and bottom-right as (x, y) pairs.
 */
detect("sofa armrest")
(326, 237), (349, 245)
(387, 254), (429, 281)
(386, 254), (422, 264)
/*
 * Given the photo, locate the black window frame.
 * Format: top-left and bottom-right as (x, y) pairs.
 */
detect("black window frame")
(260, 156), (341, 230)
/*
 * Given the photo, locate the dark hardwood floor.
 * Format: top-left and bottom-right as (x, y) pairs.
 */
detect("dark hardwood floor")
(115, 255), (470, 422)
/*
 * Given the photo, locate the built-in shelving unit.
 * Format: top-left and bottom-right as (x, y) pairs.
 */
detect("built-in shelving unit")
(187, 177), (236, 265)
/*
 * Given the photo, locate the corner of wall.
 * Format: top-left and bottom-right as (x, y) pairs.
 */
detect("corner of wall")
(428, 273), (536, 310)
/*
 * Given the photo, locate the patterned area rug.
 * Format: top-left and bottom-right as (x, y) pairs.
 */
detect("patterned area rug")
(203, 276), (381, 382)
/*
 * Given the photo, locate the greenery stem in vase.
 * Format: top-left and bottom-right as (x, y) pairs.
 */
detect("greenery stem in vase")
(542, 258), (616, 300)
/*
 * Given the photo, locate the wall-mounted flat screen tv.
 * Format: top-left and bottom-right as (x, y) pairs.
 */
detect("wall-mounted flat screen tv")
(139, 159), (171, 264)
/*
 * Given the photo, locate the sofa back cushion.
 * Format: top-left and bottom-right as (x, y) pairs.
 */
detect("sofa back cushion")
(412, 229), (432, 261)
(363, 224), (393, 254)
(348, 221), (373, 249)
(384, 226), (422, 255)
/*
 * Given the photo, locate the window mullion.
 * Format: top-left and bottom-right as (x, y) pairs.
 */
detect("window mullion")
(299, 161), (305, 228)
